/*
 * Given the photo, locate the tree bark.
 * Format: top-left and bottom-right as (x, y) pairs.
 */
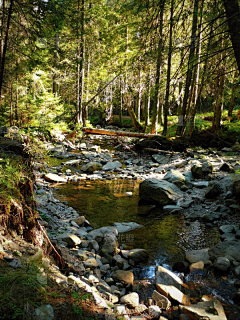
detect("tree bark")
(0, 0), (13, 105)
(151, 0), (165, 134)
(162, 0), (174, 136)
(176, 0), (199, 136)
(228, 71), (237, 117)
(223, 0), (240, 74)
(82, 128), (159, 138)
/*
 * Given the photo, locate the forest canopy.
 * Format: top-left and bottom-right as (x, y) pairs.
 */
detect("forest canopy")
(0, 0), (240, 137)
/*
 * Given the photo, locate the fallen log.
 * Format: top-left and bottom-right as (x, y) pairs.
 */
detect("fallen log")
(143, 148), (174, 154)
(82, 127), (161, 138)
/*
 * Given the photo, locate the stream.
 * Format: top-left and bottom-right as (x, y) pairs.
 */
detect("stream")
(54, 179), (220, 279)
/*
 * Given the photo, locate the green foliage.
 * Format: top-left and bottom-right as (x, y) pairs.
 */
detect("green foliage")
(71, 292), (93, 316)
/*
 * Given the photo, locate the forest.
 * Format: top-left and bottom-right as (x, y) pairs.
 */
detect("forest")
(1, 0), (240, 138)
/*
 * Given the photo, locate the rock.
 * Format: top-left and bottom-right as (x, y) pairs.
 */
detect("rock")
(185, 248), (210, 264)
(164, 169), (185, 183)
(88, 227), (118, 241)
(128, 249), (149, 264)
(84, 257), (99, 268)
(156, 284), (191, 306)
(152, 154), (169, 164)
(88, 240), (99, 252)
(233, 177), (240, 201)
(113, 222), (142, 233)
(73, 216), (85, 226)
(192, 181), (209, 188)
(219, 225), (236, 234)
(155, 266), (185, 290)
(139, 178), (183, 206)
(120, 292), (139, 308)
(180, 298), (227, 320)
(189, 261), (204, 273)
(163, 205), (183, 213)
(81, 162), (102, 173)
(205, 182), (222, 199)
(102, 161), (122, 171)
(112, 270), (134, 285)
(101, 233), (118, 255)
(172, 261), (189, 273)
(114, 305), (129, 319)
(209, 240), (240, 261)
(34, 305), (54, 320)
(56, 232), (81, 247)
(220, 162), (234, 172)
(214, 257), (230, 272)
(191, 161), (213, 179)
(134, 305), (148, 313)
(44, 173), (67, 183)
(148, 305), (161, 318)
(232, 142), (240, 152)
(152, 290), (171, 309)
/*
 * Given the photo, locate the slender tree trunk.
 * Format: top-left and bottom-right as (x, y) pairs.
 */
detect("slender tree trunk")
(187, 23), (213, 137)
(76, 0), (85, 125)
(53, 31), (59, 97)
(151, 0), (165, 134)
(0, 0), (13, 105)
(176, 0), (199, 136)
(125, 94), (142, 131)
(212, 70), (224, 131)
(223, 0), (240, 74)
(145, 76), (151, 127)
(119, 78), (123, 127)
(162, 0), (174, 136)
(228, 71), (237, 116)
(0, 0), (6, 69)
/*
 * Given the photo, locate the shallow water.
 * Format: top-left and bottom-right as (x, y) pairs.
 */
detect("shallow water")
(54, 179), (220, 276)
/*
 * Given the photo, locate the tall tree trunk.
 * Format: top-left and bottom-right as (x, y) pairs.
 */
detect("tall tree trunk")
(125, 94), (142, 131)
(0, 0), (6, 69)
(145, 75), (151, 127)
(53, 31), (59, 97)
(212, 69), (224, 131)
(0, 0), (13, 105)
(223, 0), (240, 74)
(151, 0), (165, 134)
(162, 0), (174, 136)
(176, 0), (199, 136)
(228, 71), (237, 116)
(76, 0), (85, 125)
(119, 78), (123, 127)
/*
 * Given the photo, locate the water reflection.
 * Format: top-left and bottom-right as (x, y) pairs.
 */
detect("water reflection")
(55, 179), (220, 266)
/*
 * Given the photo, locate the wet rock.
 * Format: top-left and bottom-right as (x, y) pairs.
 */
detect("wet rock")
(156, 284), (191, 306)
(148, 305), (161, 318)
(185, 248), (210, 264)
(103, 161), (122, 171)
(112, 270), (134, 285)
(192, 181), (209, 188)
(155, 266), (185, 290)
(163, 169), (185, 183)
(84, 257), (99, 268)
(163, 205), (183, 213)
(152, 154), (169, 164)
(139, 178), (183, 206)
(128, 249), (149, 264)
(34, 305), (54, 320)
(44, 173), (67, 183)
(120, 292), (139, 308)
(180, 298), (227, 320)
(214, 257), (230, 272)
(205, 182), (222, 199)
(101, 233), (118, 255)
(152, 290), (171, 309)
(56, 232), (81, 247)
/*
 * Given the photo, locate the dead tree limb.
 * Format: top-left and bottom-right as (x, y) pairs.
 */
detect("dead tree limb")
(82, 127), (161, 138)
(116, 137), (138, 156)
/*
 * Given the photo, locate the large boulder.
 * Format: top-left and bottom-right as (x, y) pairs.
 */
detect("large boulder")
(191, 161), (213, 179)
(139, 178), (183, 205)
(112, 270), (134, 285)
(185, 248), (210, 264)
